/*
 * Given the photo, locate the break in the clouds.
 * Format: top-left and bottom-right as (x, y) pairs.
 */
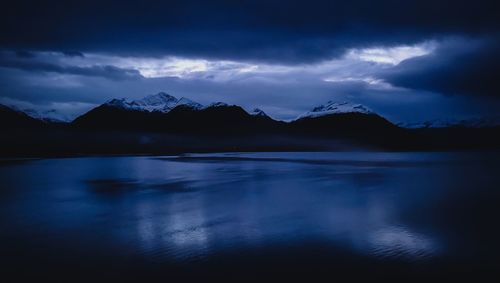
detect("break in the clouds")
(1, 0), (499, 122)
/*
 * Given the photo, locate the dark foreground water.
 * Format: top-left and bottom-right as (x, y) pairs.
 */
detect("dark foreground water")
(1, 152), (499, 282)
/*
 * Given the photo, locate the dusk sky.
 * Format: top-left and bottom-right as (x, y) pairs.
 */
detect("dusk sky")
(1, 0), (499, 122)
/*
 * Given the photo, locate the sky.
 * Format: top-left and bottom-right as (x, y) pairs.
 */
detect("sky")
(1, 0), (499, 123)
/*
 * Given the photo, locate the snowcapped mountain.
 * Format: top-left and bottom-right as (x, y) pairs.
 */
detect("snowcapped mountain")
(99, 95), (380, 123)
(101, 92), (270, 115)
(104, 92), (203, 113)
(297, 101), (373, 119)
(73, 93), (284, 134)
(21, 108), (71, 123)
(4, 104), (71, 123)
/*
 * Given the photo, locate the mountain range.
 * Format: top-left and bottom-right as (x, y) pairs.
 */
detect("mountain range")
(1, 92), (499, 156)
(4, 92), (499, 129)
(68, 92), (399, 137)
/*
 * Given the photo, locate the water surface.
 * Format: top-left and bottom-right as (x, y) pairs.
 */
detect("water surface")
(1, 152), (499, 281)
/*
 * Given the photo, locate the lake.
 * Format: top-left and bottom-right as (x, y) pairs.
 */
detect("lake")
(1, 152), (499, 281)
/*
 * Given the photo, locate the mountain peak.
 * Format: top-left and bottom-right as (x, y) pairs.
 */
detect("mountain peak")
(250, 108), (268, 117)
(103, 92), (204, 113)
(207, 102), (230, 108)
(298, 101), (373, 119)
(140, 92), (177, 106)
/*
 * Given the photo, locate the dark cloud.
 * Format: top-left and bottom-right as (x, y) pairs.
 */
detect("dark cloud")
(15, 51), (36, 58)
(0, 53), (143, 81)
(62, 51), (85, 58)
(1, 0), (499, 63)
(382, 38), (500, 97)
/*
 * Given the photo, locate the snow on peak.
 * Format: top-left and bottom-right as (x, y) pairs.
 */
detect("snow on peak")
(250, 108), (268, 117)
(130, 92), (178, 112)
(207, 102), (229, 108)
(104, 92), (204, 113)
(138, 92), (177, 106)
(298, 101), (373, 119)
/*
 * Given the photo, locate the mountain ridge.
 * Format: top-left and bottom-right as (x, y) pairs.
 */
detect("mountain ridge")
(2, 97), (500, 157)
(70, 92), (397, 137)
(5, 92), (500, 129)
(6, 92), (500, 133)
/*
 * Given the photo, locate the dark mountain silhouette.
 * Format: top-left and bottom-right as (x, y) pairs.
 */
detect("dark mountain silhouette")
(72, 103), (285, 135)
(289, 112), (400, 137)
(157, 104), (285, 135)
(0, 104), (44, 129)
(2, 95), (499, 157)
(72, 103), (163, 131)
(71, 94), (398, 138)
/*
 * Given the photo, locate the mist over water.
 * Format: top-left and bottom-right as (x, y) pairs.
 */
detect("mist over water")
(1, 152), (499, 281)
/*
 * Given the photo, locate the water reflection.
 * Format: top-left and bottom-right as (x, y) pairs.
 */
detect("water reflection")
(1, 152), (499, 275)
(369, 226), (436, 260)
(114, 153), (442, 262)
(136, 198), (210, 260)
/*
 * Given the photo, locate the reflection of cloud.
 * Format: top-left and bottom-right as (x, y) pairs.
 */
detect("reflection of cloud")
(369, 226), (437, 260)
(167, 198), (208, 250)
(319, 184), (439, 262)
(137, 202), (156, 249)
(135, 194), (210, 260)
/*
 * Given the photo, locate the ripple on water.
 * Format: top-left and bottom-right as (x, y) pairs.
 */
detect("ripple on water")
(368, 225), (438, 261)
